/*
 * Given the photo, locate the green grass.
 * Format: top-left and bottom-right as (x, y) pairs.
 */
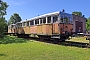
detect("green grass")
(0, 36), (90, 60)
(0, 36), (27, 44)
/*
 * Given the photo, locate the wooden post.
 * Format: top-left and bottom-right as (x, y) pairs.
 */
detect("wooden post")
(89, 40), (90, 48)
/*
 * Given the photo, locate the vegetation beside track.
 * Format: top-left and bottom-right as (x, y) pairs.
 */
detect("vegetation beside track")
(0, 36), (90, 60)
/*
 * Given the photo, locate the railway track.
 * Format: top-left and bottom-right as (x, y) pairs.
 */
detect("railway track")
(22, 36), (89, 48)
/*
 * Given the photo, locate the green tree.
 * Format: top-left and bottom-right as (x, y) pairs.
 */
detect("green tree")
(86, 17), (90, 31)
(8, 13), (22, 25)
(0, 0), (8, 38)
(72, 11), (82, 17)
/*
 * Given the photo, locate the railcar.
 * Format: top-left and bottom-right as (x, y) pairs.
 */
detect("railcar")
(8, 24), (17, 35)
(8, 11), (73, 41)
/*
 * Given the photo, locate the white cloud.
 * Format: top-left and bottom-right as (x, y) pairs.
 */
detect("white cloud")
(11, 1), (25, 5)
(3, 0), (26, 6)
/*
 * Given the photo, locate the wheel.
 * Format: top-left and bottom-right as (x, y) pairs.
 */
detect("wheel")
(39, 35), (45, 41)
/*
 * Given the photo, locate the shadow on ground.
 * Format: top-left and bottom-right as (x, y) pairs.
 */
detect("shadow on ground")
(0, 36), (27, 44)
(28, 37), (89, 48)
(57, 41), (89, 48)
(0, 54), (6, 56)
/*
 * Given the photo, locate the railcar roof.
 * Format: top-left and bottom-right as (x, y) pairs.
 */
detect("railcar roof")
(21, 11), (60, 23)
(18, 11), (72, 23)
(8, 24), (16, 26)
(10, 24), (16, 25)
(28, 11), (60, 20)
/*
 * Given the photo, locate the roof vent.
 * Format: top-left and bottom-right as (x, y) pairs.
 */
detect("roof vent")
(82, 15), (84, 17)
(62, 9), (65, 12)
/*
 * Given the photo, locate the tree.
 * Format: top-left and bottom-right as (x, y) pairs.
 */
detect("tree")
(0, 0), (8, 38)
(8, 13), (22, 25)
(72, 11), (82, 17)
(86, 17), (90, 31)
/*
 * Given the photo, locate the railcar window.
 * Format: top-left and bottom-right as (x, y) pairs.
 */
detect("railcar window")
(23, 22), (26, 26)
(13, 25), (16, 28)
(11, 25), (15, 28)
(63, 16), (69, 23)
(40, 19), (42, 24)
(60, 15), (73, 23)
(8, 27), (9, 29)
(60, 15), (64, 23)
(27, 21), (29, 26)
(69, 17), (73, 23)
(35, 19), (39, 25)
(20, 23), (22, 27)
(43, 17), (46, 24)
(8, 26), (10, 29)
(17, 23), (20, 27)
(47, 16), (51, 23)
(30, 20), (34, 25)
(53, 16), (58, 23)
(11, 25), (13, 28)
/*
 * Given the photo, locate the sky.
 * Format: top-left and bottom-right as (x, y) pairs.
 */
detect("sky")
(3, 0), (90, 21)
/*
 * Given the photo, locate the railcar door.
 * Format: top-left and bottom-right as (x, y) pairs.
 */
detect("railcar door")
(75, 21), (83, 33)
(52, 15), (59, 34)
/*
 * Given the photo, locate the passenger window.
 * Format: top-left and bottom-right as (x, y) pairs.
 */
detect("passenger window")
(27, 21), (29, 26)
(11, 25), (13, 28)
(23, 22), (26, 27)
(40, 18), (42, 24)
(19, 23), (22, 27)
(64, 16), (69, 23)
(30, 20), (34, 25)
(47, 16), (51, 23)
(35, 19), (39, 25)
(69, 17), (73, 23)
(53, 16), (58, 23)
(60, 15), (63, 23)
(43, 17), (46, 24)
(8, 26), (10, 29)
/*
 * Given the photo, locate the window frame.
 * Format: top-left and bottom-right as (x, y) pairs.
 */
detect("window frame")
(42, 17), (46, 24)
(26, 21), (30, 26)
(30, 20), (34, 26)
(22, 22), (26, 27)
(35, 19), (39, 25)
(47, 16), (51, 23)
(53, 15), (58, 23)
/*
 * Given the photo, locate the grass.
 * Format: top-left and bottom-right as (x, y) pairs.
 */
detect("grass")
(0, 36), (90, 60)
(0, 36), (27, 44)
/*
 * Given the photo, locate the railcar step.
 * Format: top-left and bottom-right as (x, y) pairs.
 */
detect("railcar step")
(51, 36), (60, 39)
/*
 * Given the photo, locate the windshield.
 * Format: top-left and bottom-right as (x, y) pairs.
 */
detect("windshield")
(60, 12), (73, 23)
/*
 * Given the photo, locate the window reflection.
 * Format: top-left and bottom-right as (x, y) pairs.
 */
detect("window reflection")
(60, 14), (72, 23)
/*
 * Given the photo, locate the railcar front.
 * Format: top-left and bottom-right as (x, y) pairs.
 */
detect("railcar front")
(8, 24), (17, 35)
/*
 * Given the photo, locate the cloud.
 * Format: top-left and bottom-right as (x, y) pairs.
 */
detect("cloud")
(3, 0), (26, 6)
(11, 1), (25, 5)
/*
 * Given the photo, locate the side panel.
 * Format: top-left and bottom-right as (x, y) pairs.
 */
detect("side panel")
(25, 26), (30, 34)
(18, 27), (25, 34)
(52, 23), (73, 34)
(46, 24), (52, 35)
(23, 27), (26, 34)
(8, 29), (11, 33)
(59, 23), (64, 34)
(30, 26), (37, 34)
(42, 24), (46, 34)
(53, 23), (59, 34)
(8, 28), (17, 34)
(11, 28), (15, 33)
(37, 25), (42, 34)
(41, 24), (52, 35)
(63, 24), (73, 33)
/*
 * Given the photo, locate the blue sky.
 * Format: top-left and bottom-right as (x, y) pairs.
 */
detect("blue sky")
(3, 0), (90, 21)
